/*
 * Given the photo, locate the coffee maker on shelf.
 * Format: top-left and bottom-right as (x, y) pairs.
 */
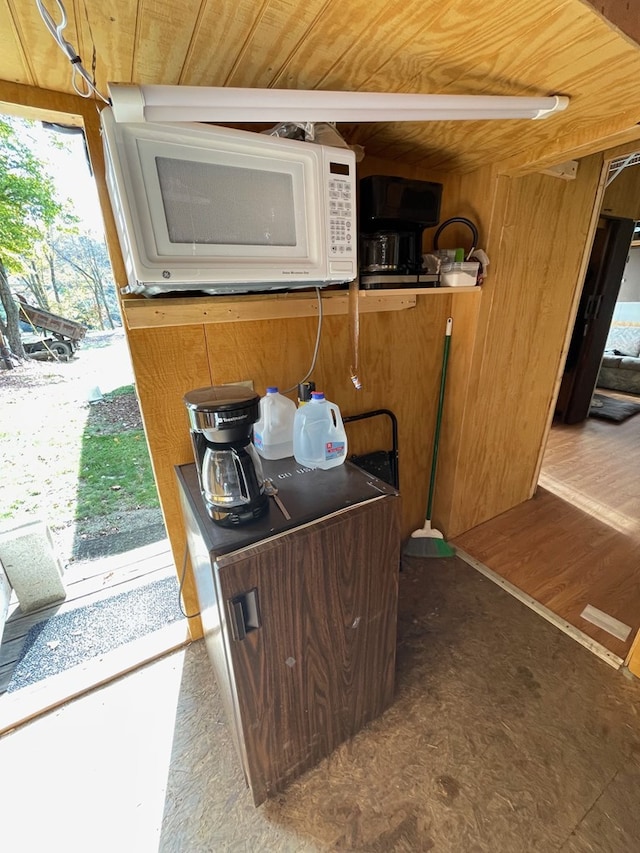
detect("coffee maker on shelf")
(358, 175), (443, 289)
(183, 385), (268, 527)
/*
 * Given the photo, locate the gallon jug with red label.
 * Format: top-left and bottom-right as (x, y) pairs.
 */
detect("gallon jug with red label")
(293, 392), (348, 470)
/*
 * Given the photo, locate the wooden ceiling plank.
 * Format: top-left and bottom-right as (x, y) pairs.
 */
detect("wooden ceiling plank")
(435, 25), (626, 107)
(177, 0), (209, 85)
(132, 0), (201, 85)
(358, 2), (612, 100)
(339, 1), (484, 93)
(258, 0), (470, 94)
(310, 3), (441, 93)
(269, 0), (629, 168)
(502, 119), (640, 176)
(180, 0), (329, 88)
(7, 0), (80, 92)
(264, 0), (337, 88)
(313, 0), (575, 96)
(222, 0), (272, 86)
(371, 17), (640, 171)
(0, 1), (35, 87)
(280, 0), (538, 95)
(265, 0), (446, 91)
(449, 37), (640, 169)
(272, 0), (593, 94)
(79, 3), (138, 97)
(3, 0), (640, 175)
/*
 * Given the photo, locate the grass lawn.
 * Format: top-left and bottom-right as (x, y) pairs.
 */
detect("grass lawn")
(76, 385), (159, 520)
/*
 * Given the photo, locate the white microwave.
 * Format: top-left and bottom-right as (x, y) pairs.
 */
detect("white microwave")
(100, 108), (357, 296)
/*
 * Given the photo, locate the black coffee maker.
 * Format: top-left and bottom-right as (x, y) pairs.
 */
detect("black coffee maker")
(183, 385), (268, 526)
(359, 175), (443, 288)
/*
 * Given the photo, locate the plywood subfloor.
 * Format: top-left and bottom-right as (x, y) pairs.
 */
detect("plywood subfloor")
(2, 556), (640, 851)
(454, 390), (640, 659)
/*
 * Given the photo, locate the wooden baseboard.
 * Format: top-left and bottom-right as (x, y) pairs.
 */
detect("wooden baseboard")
(625, 628), (640, 678)
(456, 548), (624, 670)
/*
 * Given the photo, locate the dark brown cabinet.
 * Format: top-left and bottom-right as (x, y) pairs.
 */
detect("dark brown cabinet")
(176, 460), (400, 806)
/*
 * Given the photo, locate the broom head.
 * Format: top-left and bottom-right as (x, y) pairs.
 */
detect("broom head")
(402, 520), (456, 558)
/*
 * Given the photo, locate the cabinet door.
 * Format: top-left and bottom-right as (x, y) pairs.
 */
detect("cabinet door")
(216, 496), (399, 805)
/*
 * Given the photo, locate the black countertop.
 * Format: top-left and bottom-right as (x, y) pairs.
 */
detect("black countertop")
(175, 456), (398, 557)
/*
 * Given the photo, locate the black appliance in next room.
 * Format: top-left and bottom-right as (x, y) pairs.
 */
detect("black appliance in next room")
(359, 175), (443, 289)
(183, 385), (268, 527)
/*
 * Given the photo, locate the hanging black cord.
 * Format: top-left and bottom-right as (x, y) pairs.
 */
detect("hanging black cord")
(433, 217), (479, 260)
(178, 543), (201, 620)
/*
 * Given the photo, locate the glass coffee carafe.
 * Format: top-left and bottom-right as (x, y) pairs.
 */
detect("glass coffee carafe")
(201, 443), (266, 515)
(184, 386), (268, 526)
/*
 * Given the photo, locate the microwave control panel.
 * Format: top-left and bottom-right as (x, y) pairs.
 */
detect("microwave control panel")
(326, 161), (356, 259)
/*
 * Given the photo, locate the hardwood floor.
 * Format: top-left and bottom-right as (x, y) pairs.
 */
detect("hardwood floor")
(453, 390), (640, 660)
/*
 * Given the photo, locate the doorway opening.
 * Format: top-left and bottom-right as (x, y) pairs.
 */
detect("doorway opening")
(0, 110), (188, 733)
(532, 154), (640, 662)
(454, 150), (640, 669)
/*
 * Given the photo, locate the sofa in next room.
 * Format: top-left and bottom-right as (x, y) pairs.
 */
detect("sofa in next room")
(597, 322), (640, 395)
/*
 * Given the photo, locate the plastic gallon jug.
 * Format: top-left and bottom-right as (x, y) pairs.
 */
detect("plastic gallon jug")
(293, 392), (348, 470)
(253, 387), (297, 460)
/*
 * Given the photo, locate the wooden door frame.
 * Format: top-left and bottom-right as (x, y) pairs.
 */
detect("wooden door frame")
(529, 157), (609, 495)
(0, 81), (128, 288)
(530, 142), (640, 677)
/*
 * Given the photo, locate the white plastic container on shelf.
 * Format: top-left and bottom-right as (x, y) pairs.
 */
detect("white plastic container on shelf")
(440, 260), (480, 287)
(253, 387), (297, 460)
(293, 392), (348, 470)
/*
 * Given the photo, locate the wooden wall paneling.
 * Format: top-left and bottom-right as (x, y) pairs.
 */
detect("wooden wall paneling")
(202, 299), (449, 539)
(442, 154), (604, 537)
(417, 165), (500, 534)
(529, 154), (607, 490)
(127, 325), (213, 636)
(601, 163), (640, 219)
(427, 166), (499, 532)
(354, 156), (496, 534)
(354, 302), (448, 510)
(433, 290), (482, 533)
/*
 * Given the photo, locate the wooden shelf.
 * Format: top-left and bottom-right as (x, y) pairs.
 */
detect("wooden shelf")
(122, 286), (480, 330)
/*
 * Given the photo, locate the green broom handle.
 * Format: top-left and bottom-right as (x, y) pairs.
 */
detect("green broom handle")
(426, 317), (452, 520)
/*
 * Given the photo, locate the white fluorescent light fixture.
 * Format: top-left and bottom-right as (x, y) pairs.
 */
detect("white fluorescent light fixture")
(108, 83), (569, 124)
